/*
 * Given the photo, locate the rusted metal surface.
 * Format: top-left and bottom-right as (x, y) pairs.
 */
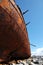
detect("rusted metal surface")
(0, 0), (31, 63)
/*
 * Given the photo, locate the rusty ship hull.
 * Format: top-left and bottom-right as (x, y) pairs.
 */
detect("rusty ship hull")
(0, 0), (31, 63)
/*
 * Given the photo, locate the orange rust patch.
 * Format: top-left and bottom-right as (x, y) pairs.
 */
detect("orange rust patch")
(18, 17), (22, 24)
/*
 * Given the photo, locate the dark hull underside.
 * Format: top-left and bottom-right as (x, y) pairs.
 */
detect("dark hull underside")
(0, 0), (31, 63)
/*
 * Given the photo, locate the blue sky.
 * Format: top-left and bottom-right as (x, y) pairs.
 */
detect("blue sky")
(15, 0), (43, 55)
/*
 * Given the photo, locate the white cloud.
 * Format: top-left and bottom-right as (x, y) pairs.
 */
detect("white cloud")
(31, 48), (43, 56)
